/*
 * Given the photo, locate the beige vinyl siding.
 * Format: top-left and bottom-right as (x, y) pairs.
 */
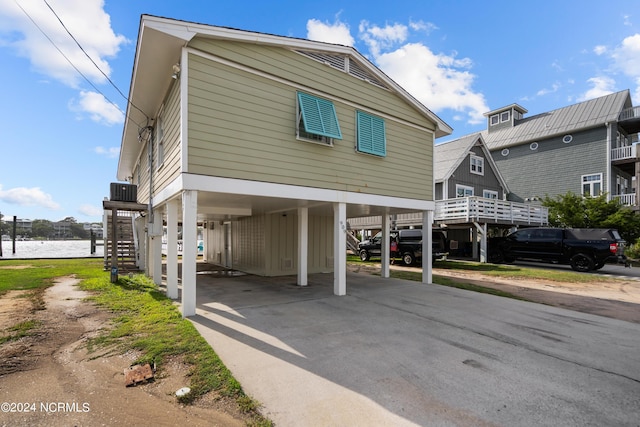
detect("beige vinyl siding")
(188, 38), (432, 130)
(136, 144), (151, 204)
(132, 80), (181, 205)
(232, 215), (266, 275)
(229, 213), (334, 276)
(154, 79), (182, 194)
(264, 213), (333, 276)
(187, 51), (434, 200)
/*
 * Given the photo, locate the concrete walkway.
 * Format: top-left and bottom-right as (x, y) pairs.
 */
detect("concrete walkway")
(188, 270), (640, 426)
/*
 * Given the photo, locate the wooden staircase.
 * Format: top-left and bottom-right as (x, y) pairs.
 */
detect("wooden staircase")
(105, 213), (139, 272)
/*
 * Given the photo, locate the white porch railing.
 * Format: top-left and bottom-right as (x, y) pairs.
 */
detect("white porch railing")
(613, 193), (637, 206)
(611, 144), (637, 161)
(348, 197), (549, 229)
(434, 197), (548, 225)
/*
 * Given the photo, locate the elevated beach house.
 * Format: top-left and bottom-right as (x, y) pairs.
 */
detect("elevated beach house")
(115, 15), (451, 316)
(483, 90), (640, 208)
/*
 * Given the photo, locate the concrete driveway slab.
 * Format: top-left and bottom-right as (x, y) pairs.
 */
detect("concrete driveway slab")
(189, 272), (640, 426)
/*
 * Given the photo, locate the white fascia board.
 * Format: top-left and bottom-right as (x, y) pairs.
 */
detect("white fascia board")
(181, 174), (435, 211)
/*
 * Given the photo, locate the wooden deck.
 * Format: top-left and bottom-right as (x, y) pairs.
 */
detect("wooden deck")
(348, 197), (548, 229)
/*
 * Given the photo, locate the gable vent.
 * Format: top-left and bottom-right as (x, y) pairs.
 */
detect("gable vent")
(296, 50), (346, 71)
(347, 60), (388, 89)
(295, 50), (389, 90)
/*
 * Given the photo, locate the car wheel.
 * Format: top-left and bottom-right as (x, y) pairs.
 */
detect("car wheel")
(502, 251), (515, 263)
(488, 249), (504, 264)
(570, 253), (594, 272)
(402, 252), (415, 266)
(359, 249), (370, 262)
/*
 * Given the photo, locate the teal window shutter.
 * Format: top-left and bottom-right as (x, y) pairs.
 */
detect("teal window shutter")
(356, 111), (386, 156)
(297, 92), (342, 139)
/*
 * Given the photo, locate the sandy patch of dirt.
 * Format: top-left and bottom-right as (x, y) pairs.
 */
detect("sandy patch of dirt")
(0, 277), (250, 426)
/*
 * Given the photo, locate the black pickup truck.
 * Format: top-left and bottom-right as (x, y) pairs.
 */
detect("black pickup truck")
(488, 227), (626, 272)
(358, 229), (448, 266)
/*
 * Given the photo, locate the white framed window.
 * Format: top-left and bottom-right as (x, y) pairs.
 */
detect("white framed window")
(501, 148), (509, 156)
(530, 142), (538, 150)
(500, 111), (510, 122)
(582, 173), (602, 197)
(483, 190), (498, 199)
(470, 154), (484, 175)
(490, 114), (499, 126)
(563, 134), (573, 143)
(456, 185), (474, 198)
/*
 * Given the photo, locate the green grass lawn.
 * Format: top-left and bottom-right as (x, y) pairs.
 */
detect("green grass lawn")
(0, 258), (272, 427)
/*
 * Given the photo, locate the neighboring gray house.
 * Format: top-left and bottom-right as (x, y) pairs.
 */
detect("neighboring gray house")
(481, 90), (640, 207)
(433, 133), (511, 257)
(434, 133), (508, 201)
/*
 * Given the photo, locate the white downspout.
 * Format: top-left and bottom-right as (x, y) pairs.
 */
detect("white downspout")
(606, 122), (612, 201)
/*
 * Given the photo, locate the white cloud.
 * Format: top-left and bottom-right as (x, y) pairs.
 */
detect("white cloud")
(536, 82), (561, 97)
(0, 185), (60, 210)
(73, 91), (124, 125)
(593, 45), (607, 55)
(409, 20), (438, 34)
(0, 0), (128, 88)
(359, 21), (409, 57)
(375, 43), (488, 124)
(306, 18), (355, 46)
(610, 33), (640, 78)
(306, 16), (488, 125)
(577, 76), (616, 102)
(78, 204), (102, 217)
(95, 146), (120, 158)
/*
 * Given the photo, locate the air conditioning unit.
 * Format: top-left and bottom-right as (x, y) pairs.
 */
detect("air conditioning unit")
(110, 183), (138, 202)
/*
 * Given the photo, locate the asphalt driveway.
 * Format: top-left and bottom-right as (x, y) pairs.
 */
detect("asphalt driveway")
(189, 270), (640, 426)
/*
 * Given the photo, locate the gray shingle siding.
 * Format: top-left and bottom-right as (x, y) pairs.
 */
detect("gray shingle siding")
(491, 127), (608, 201)
(448, 146), (504, 198)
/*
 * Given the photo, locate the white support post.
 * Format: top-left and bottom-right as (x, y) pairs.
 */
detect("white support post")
(381, 214), (391, 278)
(472, 226), (478, 260)
(333, 202), (347, 296)
(423, 210), (433, 284)
(166, 199), (179, 299)
(181, 190), (198, 317)
(297, 207), (308, 287)
(473, 222), (488, 263)
(151, 209), (162, 286)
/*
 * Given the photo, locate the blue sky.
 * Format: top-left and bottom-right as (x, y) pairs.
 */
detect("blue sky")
(1, 0), (639, 223)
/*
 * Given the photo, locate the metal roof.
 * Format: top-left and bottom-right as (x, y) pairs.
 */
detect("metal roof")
(481, 90), (632, 151)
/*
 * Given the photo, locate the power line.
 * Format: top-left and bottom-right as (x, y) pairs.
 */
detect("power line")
(13, 0), (147, 130)
(42, 0), (148, 120)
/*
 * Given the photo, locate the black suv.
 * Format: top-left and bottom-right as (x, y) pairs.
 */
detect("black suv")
(358, 229), (448, 265)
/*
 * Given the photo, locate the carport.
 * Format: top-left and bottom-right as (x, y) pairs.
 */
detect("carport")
(148, 175), (435, 317)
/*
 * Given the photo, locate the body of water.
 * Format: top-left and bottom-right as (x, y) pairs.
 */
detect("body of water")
(0, 240), (104, 259)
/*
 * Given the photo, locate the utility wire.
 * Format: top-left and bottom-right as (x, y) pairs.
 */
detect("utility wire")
(42, 0), (149, 120)
(13, 0), (146, 130)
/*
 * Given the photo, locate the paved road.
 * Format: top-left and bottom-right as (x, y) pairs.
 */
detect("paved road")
(190, 271), (640, 427)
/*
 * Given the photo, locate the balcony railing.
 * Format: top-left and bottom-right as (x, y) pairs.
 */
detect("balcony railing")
(619, 106), (640, 121)
(613, 193), (637, 206)
(611, 144), (637, 161)
(348, 197), (549, 229)
(435, 197), (548, 225)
